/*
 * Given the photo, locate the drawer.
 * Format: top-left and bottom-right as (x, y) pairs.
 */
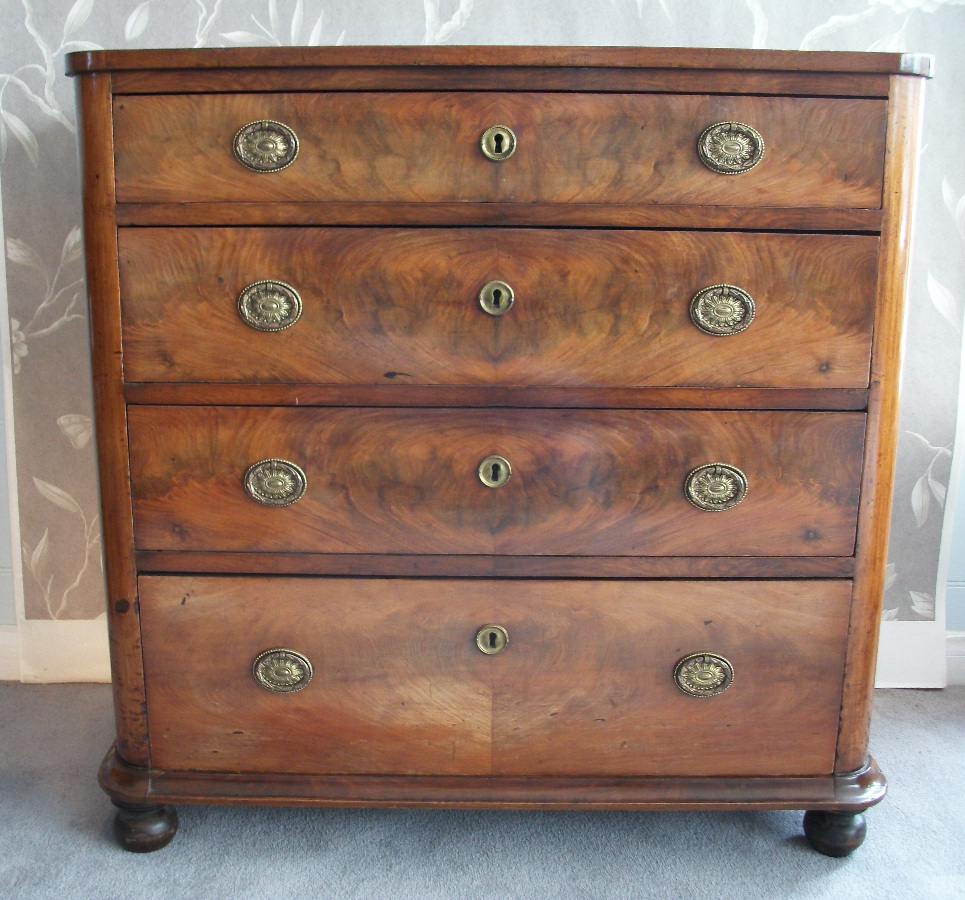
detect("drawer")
(138, 576), (851, 777)
(119, 228), (879, 389)
(128, 407), (865, 557)
(113, 92), (886, 208)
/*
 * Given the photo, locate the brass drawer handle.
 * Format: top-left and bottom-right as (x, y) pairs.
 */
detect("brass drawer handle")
(476, 625), (509, 655)
(684, 463), (747, 511)
(480, 124), (516, 161)
(252, 648), (313, 692)
(689, 284), (755, 336)
(478, 454), (512, 488)
(233, 120), (300, 172)
(237, 280), (303, 331)
(244, 458), (307, 506)
(479, 281), (515, 316)
(697, 121), (764, 175)
(674, 652), (734, 697)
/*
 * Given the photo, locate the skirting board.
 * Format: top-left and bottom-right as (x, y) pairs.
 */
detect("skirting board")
(876, 620), (948, 688)
(14, 616), (110, 683)
(948, 632), (965, 686)
(0, 625), (19, 680)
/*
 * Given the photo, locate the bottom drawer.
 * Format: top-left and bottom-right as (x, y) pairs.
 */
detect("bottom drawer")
(138, 576), (852, 778)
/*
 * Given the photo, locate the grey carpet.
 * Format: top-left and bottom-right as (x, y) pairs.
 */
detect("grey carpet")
(0, 683), (962, 900)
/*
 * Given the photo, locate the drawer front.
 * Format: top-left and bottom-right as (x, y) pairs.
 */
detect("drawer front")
(128, 407), (865, 557)
(113, 92), (886, 208)
(119, 228), (878, 389)
(138, 576), (851, 777)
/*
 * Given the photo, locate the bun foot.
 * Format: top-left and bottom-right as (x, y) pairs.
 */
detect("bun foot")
(112, 801), (179, 852)
(803, 810), (867, 857)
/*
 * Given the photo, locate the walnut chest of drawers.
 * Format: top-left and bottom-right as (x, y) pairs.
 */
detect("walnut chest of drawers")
(67, 46), (929, 855)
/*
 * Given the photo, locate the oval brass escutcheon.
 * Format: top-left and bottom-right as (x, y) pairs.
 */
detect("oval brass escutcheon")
(674, 652), (734, 698)
(689, 284), (755, 336)
(233, 120), (300, 172)
(684, 462), (747, 512)
(476, 625), (509, 655)
(478, 454), (512, 488)
(697, 121), (764, 175)
(238, 279), (303, 331)
(252, 648), (313, 692)
(479, 281), (515, 316)
(244, 458), (308, 507)
(480, 124), (517, 161)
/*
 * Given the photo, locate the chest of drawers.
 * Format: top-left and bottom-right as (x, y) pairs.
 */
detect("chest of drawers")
(67, 46), (928, 856)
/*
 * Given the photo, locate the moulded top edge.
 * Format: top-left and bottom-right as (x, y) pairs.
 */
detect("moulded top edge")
(64, 46), (934, 78)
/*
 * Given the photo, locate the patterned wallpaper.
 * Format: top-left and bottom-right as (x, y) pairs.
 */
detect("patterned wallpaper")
(1, 0), (963, 621)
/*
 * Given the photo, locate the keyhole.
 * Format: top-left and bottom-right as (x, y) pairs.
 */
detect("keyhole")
(481, 126), (516, 162)
(478, 454), (511, 487)
(479, 281), (514, 316)
(488, 631), (497, 649)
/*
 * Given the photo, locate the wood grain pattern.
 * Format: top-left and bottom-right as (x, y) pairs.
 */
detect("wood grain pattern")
(119, 228), (879, 389)
(110, 67), (892, 98)
(134, 551), (856, 579)
(836, 75), (925, 773)
(99, 745), (887, 811)
(491, 579), (852, 777)
(114, 202), (884, 232)
(138, 576), (850, 777)
(139, 576), (492, 775)
(112, 93), (887, 208)
(75, 73), (150, 768)
(127, 407), (866, 558)
(67, 45), (928, 75)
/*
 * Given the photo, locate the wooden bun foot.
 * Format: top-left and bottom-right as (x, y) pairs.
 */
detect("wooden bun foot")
(112, 801), (179, 852)
(803, 810), (867, 857)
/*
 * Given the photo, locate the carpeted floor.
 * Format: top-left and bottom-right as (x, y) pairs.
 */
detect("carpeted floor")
(0, 683), (961, 900)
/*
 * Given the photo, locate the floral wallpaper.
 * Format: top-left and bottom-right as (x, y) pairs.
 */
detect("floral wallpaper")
(1, 0), (963, 621)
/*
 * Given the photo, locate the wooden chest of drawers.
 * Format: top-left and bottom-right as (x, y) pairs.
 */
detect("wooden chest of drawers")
(67, 46), (928, 856)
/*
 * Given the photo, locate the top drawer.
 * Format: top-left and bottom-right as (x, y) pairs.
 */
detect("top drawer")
(112, 92), (886, 208)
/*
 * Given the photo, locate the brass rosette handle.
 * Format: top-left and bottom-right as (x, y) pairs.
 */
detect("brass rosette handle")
(233, 120), (300, 172)
(244, 458), (308, 507)
(684, 462), (747, 512)
(237, 280), (303, 332)
(674, 652), (734, 698)
(689, 284), (755, 336)
(480, 124), (517, 161)
(697, 121), (764, 175)
(252, 648), (313, 692)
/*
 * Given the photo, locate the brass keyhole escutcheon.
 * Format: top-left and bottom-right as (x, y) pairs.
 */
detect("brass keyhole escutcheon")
(479, 281), (515, 316)
(476, 625), (509, 655)
(480, 125), (517, 161)
(478, 454), (512, 488)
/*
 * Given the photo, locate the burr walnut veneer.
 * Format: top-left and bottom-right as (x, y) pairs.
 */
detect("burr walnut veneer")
(67, 46), (928, 855)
